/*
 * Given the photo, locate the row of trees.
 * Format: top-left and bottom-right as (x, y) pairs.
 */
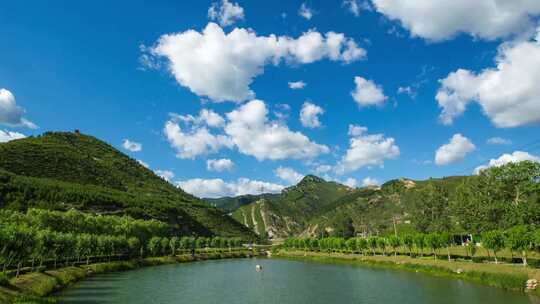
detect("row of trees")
(0, 209), (169, 240)
(0, 210), (244, 277)
(284, 226), (540, 266)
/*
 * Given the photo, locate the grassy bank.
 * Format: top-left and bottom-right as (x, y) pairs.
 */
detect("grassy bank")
(0, 250), (260, 303)
(275, 250), (539, 296)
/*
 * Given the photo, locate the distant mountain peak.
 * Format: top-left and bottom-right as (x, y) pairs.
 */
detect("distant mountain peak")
(298, 174), (326, 185)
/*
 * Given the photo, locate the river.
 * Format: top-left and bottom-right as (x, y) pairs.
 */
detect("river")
(57, 258), (537, 304)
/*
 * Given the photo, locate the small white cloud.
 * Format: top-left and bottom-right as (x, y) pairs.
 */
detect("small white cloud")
(300, 102), (324, 129)
(342, 177), (358, 188)
(122, 139), (142, 152)
(0, 89), (37, 129)
(343, 0), (372, 17)
(173, 109), (225, 128)
(208, 0), (245, 26)
(397, 86), (417, 99)
(314, 164), (332, 174)
(207, 158), (235, 172)
(486, 137), (512, 145)
(288, 81), (307, 90)
(137, 159), (150, 168)
(177, 178), (284, 198)
(474, 151), (539, 174)
(361, 177), (379, 187)
(155, 169), (175, 181)
(274, 166), (304, 185)
(351, 76), (387, 107)
(0, 129), (26, 143)
(298, 3), (314, 20)
(435, 134), (476, 165)
(335, 125), (399, 174)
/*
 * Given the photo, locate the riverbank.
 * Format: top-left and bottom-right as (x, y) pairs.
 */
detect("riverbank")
(0, 250), (260, 303)
(275, 250), (540, 297)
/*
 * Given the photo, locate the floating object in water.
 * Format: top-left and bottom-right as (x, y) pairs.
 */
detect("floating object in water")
(255, 265), (263, 271)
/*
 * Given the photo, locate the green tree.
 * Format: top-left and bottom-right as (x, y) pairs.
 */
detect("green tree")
(402, 234), (414, 256)
(481, 230), (505, 264)
(505, 226), (531, 266)
(413, 234), (425, 257)
(424, 233), (441, 259)
(147, 237), (161, 257)
(453, 161), (540, 233)
(367, 237), (378, 255)
(439, 232), (454, 261)
(388, 236), (401, 256)
(411, 182), (451, 233)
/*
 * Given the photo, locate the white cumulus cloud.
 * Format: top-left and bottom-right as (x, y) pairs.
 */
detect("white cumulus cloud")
(351, 76), (387, 107)
(164, 100), (328, 161)
(436, 31), (540, 128)
(298, 3), (314, 20)
(0, 130), (26, 143)
(177, 178), (284, 198)
(474, 151), (539, 174)
(146, 23), (365, 102)
(164, 115), (233, 159)
(335, 125), (399, 174)
(225, 99), (329, 160)
(155, 169), (175, 181)
(435, 134), (476, 165)
(288, 81), (306, 90)
(371, 0), (540, 41)
(300, 102), (324, 128)
(122, 139), (142, 152)
(208, 0), (244, 27)
(207, 158), (235, 172)
(0, 89), (37, 129)
(274, 166), (304, 185)
(361, 177), (380, 187)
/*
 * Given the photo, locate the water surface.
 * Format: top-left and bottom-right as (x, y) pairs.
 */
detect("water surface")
(58, 258), (537, 304)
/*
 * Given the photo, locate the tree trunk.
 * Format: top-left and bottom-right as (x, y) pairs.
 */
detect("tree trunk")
(16, 262), (21, 278)
(446, 247), (451, 261)
(522, 251), (527, 267)
(494, 252), (498, 264)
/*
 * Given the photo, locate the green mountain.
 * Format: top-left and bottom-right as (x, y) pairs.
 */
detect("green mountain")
(219, 175), (468, 239)
(229, 175), (352, 239)
(0, 131), (255, 239)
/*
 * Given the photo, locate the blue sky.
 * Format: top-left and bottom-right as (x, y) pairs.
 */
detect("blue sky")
(1, 1), (540, 198)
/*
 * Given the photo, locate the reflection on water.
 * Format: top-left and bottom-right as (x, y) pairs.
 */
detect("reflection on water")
(58, 258), (538, 304)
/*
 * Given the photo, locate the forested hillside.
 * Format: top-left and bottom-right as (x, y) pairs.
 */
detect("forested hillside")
(0, 131), (255, 239)
(219, 162), (540, 240)
(229, 175), (352, 238)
